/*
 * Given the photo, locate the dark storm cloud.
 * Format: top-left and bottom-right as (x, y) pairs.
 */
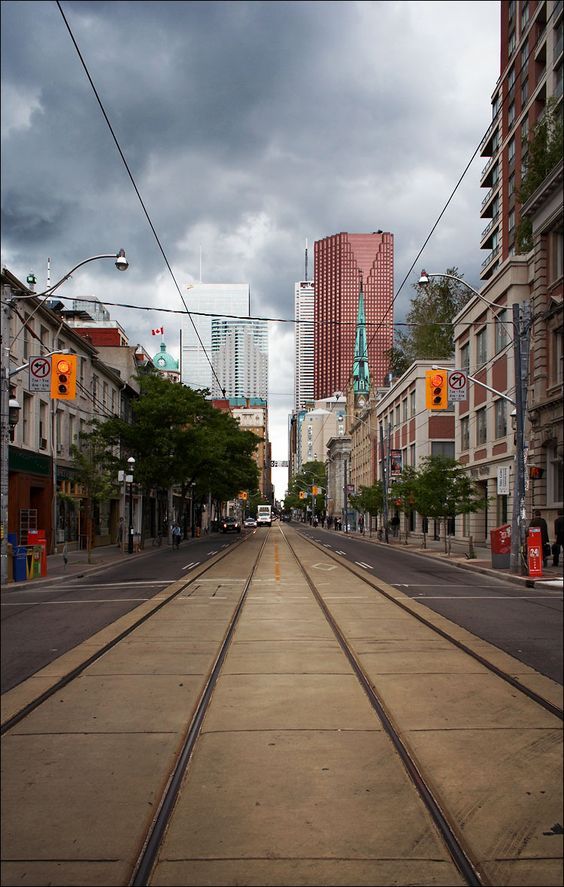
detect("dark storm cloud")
(1, 0), (500, 485)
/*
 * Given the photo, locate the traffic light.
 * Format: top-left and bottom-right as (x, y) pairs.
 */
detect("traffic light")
(425, 369), (448, 410)
(239, 491), (248, 500)
(311, 486), (319, 496)
(51, 354), (77, 400)
(299, 491), (306, 499)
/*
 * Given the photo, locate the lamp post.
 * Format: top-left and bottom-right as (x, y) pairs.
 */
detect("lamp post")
(127, 456), (135, 554)
(1, 251), (128, 585)
(419, 270), (530, 574)
(190, 481), (196, 538)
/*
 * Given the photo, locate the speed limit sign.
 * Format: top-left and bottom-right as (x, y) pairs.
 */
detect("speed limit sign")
(29, 355), (52, 392)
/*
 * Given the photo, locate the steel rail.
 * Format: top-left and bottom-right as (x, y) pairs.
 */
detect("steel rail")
(282, 526), (486, 887)
(129, 531), (270, 886)
(298, 530), (563, 721)
(0, 537), (249, 735)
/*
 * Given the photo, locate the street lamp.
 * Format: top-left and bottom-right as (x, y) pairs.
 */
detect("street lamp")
(1, 251), (129, 585)
(418, 270), (530, 574)
(127, 457), (135, 554)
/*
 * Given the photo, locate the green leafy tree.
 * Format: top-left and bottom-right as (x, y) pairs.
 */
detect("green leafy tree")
(70, 423), (120, 563)
(284, 461), (326, 518)
(387, 269), (471, 377)
(349, 482), (384, 531)
(516, 98), (563, 253)
(95, 374), (259, 528)
(387, 466), (419, 542)
(412, 456), (488, 552)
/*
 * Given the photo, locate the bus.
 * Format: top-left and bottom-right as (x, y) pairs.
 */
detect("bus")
(256, 504), (272, 527)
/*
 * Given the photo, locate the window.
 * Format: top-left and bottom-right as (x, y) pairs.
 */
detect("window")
(476, 328), (488, 367)
(495, 400), (507, 438)
(410, 390), (416, 417)
(495, 309), (509, 353)
(549, 231), (564, 283)
(410, 443), (415, 466)
(508, 66), (516, 89)
(460, 343), (470, 373)
(508, 102), (515, 126)
(521, 2), (529, 29)
(508, 172), (515, 196)
(22, 393), (32, 445)
(547, 446), (563, 507)
(460, 416), (470, 451)
(402, 398), (408, 422)
(508, 137), (515, 162)
(508, 30), (516, 57)
(508, 210), (515, 232)
(521, 77), (529, 105)
(431, 441), (455, 459)
(551, 328), (563, 385)
(476, 408), (487, 445)
(39, 402), (48, 449)
(23, 315), (32, 360)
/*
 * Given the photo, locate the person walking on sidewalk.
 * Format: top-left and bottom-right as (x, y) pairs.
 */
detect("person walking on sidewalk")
(172, 523), (182, 550)
(528, 510), (550, 567)
(553, 509), (564, 567)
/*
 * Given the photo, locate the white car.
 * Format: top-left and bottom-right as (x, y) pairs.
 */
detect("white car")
(243, 517), (257, 528)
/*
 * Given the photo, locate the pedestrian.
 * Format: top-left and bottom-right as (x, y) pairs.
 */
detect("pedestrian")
(552, 509), (564, 567)
(528, 510), (550, 567)
(390, 514), (400, 537)
(358, 514), (364, 535)
(172, 523), (182, 549)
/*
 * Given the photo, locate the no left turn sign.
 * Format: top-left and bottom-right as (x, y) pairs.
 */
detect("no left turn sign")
(29, 355), (52, 392)
(448, 370), (468, 401)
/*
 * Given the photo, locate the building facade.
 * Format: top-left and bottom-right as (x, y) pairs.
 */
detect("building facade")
(211, 317), (268, 399)
(313, 231), (394, 399)
(479, 0), (563, 282)
(294, 279), (315, 411)
(181, 283), (250, 391)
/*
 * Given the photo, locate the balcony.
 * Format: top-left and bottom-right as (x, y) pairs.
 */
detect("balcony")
(480, 114), (500, 156)
(480, 180), (500, 216)
(481, 243), (500, 271)
(480, 154), (499, 186)
(480, 216), (500, 248)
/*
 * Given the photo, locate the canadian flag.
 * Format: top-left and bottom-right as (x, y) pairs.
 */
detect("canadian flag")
(151, 326), (164, 336)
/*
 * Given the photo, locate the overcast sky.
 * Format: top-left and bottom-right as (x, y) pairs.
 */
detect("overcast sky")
(1, 0), (501, 499)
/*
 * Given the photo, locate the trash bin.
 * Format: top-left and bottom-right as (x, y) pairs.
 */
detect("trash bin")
(13, 546), (28, 582)
(7, 543), (14, 582)
(490, 524), (511, 568)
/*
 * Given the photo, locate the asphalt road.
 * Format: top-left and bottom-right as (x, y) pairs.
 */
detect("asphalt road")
(0, 535), (241, 693)
(298, 526), (563, 685)
(2, 527), (562, 694)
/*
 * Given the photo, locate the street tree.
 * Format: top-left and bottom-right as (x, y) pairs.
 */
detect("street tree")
(413, 456), (488, 552)
(69, 423), (120, 563)
(387, 268), (471, 377)
(348, 482), (384, 532)
(387, 466), (419, 543)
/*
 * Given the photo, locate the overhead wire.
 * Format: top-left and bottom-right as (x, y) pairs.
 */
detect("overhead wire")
(56, 0), (226, 397)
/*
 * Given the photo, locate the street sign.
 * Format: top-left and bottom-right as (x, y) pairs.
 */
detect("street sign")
(448, 369), (468, 402)
(29, 355), (52, 392)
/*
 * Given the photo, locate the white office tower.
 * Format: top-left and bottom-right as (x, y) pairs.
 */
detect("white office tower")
(211, 317), (268, 399)
(294, 279), (314, 411)
(181, 284), (250, 391)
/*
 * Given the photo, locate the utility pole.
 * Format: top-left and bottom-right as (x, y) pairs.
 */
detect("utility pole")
(0, 298), (11, 585)
(510, 302), (531, 574)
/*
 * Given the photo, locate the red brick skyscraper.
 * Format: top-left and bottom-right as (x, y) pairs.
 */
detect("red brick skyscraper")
(314, 231), (394, 400)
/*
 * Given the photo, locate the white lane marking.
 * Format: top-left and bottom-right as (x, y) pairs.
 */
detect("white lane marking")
(182, 562), (200, 570)
(355, 562), (373, 570)
(410, 595), (562, 600)
(2, 599), (151, 605)
(207, 550), (218, 556)
(335, 550), (346, 555)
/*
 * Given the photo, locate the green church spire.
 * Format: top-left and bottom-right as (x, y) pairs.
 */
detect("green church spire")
(352, 272), (370, 397)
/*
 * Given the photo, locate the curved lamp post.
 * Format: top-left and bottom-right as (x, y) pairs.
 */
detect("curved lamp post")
(418, 269), (529, 574)
(127, 457), (135, 554)
(1, 250), (129, 585)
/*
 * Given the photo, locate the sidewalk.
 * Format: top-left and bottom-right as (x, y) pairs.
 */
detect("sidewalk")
(327, 526), (564, 589)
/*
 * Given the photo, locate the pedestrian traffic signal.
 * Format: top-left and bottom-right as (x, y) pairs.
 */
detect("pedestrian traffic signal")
(425, 369), (448, 410)
(51, 354), (77, 400)
(299, 491), (306, 499)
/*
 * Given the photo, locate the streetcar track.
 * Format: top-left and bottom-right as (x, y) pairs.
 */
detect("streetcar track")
(0, 537), (248, 736)
(296, 530), (563, 721)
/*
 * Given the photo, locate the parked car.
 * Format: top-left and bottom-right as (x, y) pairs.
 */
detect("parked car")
(221, 516), (241, 533)
(243, 517), (257, 528)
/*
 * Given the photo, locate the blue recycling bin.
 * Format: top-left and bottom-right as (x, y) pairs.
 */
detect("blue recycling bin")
(13, 546), (28, 582)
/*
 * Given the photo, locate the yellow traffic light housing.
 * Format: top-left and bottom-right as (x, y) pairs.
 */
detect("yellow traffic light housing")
(311, 485), (319, 496)
(425, 369), (448, 410)
(299, 490), (306, 499)
(51, 354), (77, 400)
